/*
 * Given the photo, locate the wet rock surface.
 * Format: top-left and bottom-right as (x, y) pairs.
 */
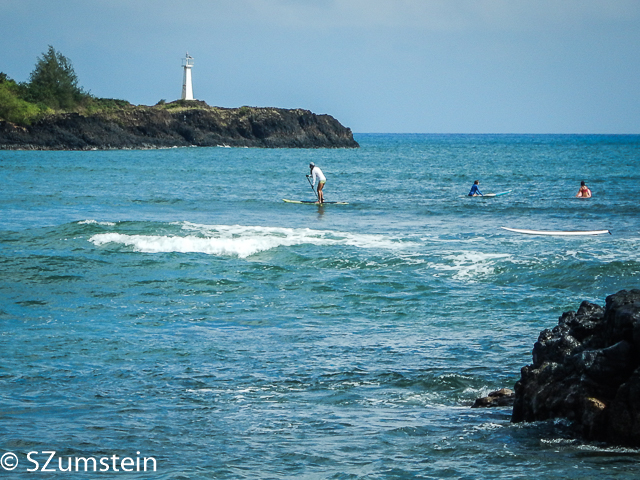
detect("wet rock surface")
(512, 289), (640, 445)
(472, 388), (515, 408)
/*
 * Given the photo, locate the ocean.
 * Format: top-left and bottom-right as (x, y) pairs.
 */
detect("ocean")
(1, 134), (639, 479)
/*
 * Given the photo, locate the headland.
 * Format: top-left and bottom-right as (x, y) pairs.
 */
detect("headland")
(0, 100), (359, 150)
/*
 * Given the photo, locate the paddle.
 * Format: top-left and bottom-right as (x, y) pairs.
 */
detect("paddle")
(306, 175), (319, 202)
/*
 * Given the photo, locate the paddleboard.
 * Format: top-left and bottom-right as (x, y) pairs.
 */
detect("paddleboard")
(501, 227), (611, 236)
(283, 199), (349, 205)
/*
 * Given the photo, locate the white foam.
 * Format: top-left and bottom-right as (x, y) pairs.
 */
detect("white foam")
(89, 223), (410, 258)
(431, 251), (513, 280)
(78, 220), (117, 226)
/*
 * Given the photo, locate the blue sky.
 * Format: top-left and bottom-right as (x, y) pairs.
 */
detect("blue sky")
(1, 0), (639, 133)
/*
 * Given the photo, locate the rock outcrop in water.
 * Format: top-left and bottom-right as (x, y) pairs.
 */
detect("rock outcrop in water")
(472, 388), (515, 408)
(0, 101), (359, 150)
(511, 289), (640, 445)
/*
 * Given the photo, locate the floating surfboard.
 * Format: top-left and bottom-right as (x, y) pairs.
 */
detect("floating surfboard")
(501, 227), (611, 236)
(283, 199), (349, 205)
(483, 190), (512, 197)
(461, 190), (512, 198)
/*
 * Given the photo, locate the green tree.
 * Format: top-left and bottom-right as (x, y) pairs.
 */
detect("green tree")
(0, 72), (45, 125)
(26, 45), (87, 110)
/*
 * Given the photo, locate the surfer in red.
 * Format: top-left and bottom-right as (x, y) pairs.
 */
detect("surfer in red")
(576, 181), (592, 198)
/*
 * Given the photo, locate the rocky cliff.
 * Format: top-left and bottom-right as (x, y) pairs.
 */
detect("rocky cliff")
(0, 101), (359, 150)
(512, 289), (640, 445)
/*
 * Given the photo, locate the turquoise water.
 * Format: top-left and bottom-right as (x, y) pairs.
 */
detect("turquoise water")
(1, 134), (640, 479)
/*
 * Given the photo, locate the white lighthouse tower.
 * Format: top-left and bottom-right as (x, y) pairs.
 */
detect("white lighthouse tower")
(181, 53), (194, 100)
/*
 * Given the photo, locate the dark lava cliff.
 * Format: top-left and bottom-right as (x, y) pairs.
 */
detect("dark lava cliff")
(0, 101), (359, 150)
(512, 289), (640, 446)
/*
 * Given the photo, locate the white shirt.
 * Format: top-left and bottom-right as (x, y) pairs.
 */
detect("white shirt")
(311, 167), (326, 186)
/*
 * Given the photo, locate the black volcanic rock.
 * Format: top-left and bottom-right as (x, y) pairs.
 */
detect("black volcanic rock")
(0, 101), (359, 150)
(472, 388), (515, 408)
(512, 289), (640, 445)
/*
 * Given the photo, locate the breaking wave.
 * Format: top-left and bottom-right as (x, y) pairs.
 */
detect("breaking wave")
(89, 222), (409, 258)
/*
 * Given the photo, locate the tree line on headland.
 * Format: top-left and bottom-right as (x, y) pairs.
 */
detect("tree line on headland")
(0, 47), (358, 149)
(0, 45), (128, 126)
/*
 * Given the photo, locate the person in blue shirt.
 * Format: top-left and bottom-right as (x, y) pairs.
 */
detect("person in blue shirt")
(468, 180), (483, 196)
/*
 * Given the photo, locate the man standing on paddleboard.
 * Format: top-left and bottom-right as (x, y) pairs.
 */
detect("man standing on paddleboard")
(307, 162), (326, 204)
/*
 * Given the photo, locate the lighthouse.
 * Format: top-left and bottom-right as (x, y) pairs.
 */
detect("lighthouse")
(181, 53), (194, 100)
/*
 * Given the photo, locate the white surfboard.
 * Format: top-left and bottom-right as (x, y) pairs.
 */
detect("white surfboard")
(501, 227), (611, 236)
(461, 190), (512, 198)
(482, 190), (512, 197)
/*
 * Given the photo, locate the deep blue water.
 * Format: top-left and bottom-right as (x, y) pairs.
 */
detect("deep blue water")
(1, 134), (640, 479)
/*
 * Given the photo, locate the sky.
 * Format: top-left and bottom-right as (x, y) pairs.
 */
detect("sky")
(1, 0), (639, 133)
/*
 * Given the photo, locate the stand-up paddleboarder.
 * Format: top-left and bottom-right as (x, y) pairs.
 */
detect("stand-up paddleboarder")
(307, 162), (326, 204)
